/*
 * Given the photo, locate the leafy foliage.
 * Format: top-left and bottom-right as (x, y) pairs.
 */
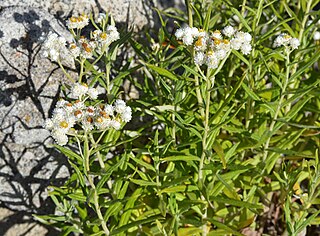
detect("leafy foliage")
(35, 0), (320, 235)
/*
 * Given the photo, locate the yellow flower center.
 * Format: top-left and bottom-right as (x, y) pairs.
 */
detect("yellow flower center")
(59, 121), (68, 128)
(100, 32), (107, 40)
(195, 37), (203, 47)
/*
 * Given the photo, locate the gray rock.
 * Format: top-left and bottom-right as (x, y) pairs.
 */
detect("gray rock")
(0, 0), (163, 29)
(0, 6), (70, 212)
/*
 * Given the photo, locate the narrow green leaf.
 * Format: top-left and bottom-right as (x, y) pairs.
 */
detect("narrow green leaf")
(161, 155), (200, 162)
(212, 142), (226, 169)
(159, 185), (198, 194)
(232, 50), (250, 66)
(53, 144), (82, 163)
(230, 8), (252, 31)
(110, 215), (163, 235)
(96, 158), (123, 191)
(68, 161), (85, 188)
(130, 155), (156, 172)
(207, 219), (244, 236)
(104, 202), (123, 222)
(290, 49), (320, 82)
(130, 178), (158, 186)
(210, 196), (263, 210)
(146, 63), (178, 81)
(241, 83), (260, 101)
(216, 173), (240, 200)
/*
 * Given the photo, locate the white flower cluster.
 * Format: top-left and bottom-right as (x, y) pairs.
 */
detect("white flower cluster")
(71, 82), (99, 100)
(92, 26), (120, 52)
(175, 26), (252, 68)
(274, 33), (300, 49)
(44, 95), (132, 146)
(42, 32), (69, 62)
(66, 14), (89, 29)
(68, 25), (120, 59)
(43, 25), (120, 61)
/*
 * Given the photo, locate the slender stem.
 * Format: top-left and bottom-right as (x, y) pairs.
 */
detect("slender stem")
(195, 75), (205, 118)
(87, 176), (110, 235)
(199, 72), (213, 236)
(106, 63), (111, 95)
(89, 133), (106, 169)
(79, 59), (85, 83)
(263, 50), (291, 161)
(57, 60), (75, 82)
(84, 133), (110, 235)
(186, 0), (193, 27)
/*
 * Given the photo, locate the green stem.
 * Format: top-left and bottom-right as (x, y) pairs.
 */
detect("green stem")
(79, 59), (85, 83)
(186, 0), (193, 27)
(87, 176), (110, 235)
(84, 133), (110, 235)
(106, 63), (111, 95)
(57, 60), (74, 82)
(263, 50), (291, 162)
(199, 72), (213, 236)
(89, 133), (106, 169)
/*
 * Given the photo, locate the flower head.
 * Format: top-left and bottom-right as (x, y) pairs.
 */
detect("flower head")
(175, 26), (252, 68)
(66, 14), (89, 29)
(42, 32), (69, 62)
(274, 33), (299, 50)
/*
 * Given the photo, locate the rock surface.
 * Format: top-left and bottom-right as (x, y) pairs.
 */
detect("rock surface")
(0, 6), (70, 213)
(1, 0), (159, 29)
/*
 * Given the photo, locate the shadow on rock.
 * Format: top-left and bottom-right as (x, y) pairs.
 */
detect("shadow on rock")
(0, 7), (72, 235)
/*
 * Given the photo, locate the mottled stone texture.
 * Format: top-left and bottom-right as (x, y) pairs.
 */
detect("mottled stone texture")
(0, 6), (71, 212)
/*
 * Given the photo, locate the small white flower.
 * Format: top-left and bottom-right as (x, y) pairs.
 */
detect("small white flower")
(106, 25), (120, 43)
(175, 26), (198, 45)
(114, 99), (126, 114)
(69, 43), (80, 58)
(222, 26), (235, 37)
(66, 14), (89, 29)
(121, 106), (132, 122)
(314, 31), (320, 41)
(73, 100), (85, 110)
(230, 38), (242, 50)
(97, 13), (106, 23)
(211, 30), (223, 40)
(182, 34), (194, 46)
(42, 32), (68, 62)
(95, 116), (111, 130)
(87, 87), (99, 100)
(110, 120), (121, 130)
(289, 38), (300, 49)
(44, 119), (54, 130)
(240, 43), (252, 55)
(194, 52), (205, 65)
(56, 99), (67, 108)
(194, 36), (208, 51)
(243, 32), (252, 42)
(104, 104), (114, 116)
(175, 28), (184, 39)
(71, 83), (88, 98)
(82, 116), (94, 131)
(53, 108), (67, 118)
(85, 106), (96, 116)
(215, 49), (228, 60)
(52, 129), (68, 146)
(274, 33), (291, 48)
(206, 52), (219, 69)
